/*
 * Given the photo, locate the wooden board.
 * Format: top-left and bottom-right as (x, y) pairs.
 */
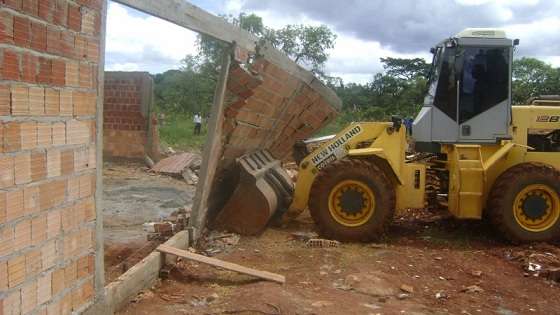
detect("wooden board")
(157, 244), (286, 284)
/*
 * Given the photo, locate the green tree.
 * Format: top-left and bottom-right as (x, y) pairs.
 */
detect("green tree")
(512, 57), (560, 104)
(380, 57), (430, 80)
(264, 24), (336, 76)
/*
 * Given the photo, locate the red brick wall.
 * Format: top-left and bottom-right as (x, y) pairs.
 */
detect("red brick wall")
(0, 0), (102, 313)
(103, 71), (152, 159)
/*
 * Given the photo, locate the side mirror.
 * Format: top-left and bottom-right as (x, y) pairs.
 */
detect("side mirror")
(430, 47), (436, 54)
(513, 39), (520, 46)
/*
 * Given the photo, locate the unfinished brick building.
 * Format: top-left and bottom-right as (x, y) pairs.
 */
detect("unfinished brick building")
(0, 0), (103, 313)
(103, 71), (156, 160)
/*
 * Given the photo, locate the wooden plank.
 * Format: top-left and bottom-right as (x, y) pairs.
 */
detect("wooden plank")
(112, 0), (258, 52)
(189, 50), (231, 237)
(157, 244), (286, 284)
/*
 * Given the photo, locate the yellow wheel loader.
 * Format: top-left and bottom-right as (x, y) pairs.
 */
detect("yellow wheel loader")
(214, 29), (560, 243)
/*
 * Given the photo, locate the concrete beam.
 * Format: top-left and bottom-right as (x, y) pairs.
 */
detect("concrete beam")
(189, 50), (232, 239)
(111, 0), (258, 52)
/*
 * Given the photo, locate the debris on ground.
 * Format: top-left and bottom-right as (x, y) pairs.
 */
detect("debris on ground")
(306, 238), (340, 248)
(435, 291), (448, 300)
(461, 285), (484, 294)
(200, 231), (241, 256)
(505, 243), (560, 282)
(190, 293), (219, 307)
(290, 231), (319, 242)
(400, 284), (414, 293)
(144, 207), (191, 241)
(151, 152), (202, 186)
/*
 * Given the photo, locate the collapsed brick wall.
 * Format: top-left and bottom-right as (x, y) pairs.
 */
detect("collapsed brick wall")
(0, 0), (102, 313)
(224, 58), (338, 163)
(103, 71), (152, 159)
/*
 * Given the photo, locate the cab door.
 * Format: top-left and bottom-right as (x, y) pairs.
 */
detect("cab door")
(457, 46), (511, 142)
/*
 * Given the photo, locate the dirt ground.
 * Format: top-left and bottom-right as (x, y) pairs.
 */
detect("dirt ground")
(103, 160), (195, 282)
(103, 161), (560, 315)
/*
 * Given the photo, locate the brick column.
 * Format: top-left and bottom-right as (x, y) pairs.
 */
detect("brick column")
(0, 0), (103, 313)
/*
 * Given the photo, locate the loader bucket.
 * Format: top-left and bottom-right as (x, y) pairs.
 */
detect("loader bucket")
(212, 150), (294, 235)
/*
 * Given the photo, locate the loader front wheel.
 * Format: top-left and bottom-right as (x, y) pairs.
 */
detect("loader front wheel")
(488, 163), (560, 243)
(309, 159), (395, 242)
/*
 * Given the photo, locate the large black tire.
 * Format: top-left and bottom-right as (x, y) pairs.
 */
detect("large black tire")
(487, 162), (560, 243)
(308, 159), (395, 242)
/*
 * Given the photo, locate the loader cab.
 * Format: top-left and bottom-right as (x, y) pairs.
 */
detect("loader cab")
(413, 29), (515, 152)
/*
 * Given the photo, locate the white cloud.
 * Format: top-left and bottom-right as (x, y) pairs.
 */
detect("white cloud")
(104, 0), (560, 83)
(105, 3), (199, 73)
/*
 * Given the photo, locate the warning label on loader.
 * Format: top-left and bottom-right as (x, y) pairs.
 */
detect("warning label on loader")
(311, 125), (363, 170)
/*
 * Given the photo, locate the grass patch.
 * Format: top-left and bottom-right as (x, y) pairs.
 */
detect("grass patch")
(158, 113), (207, 152)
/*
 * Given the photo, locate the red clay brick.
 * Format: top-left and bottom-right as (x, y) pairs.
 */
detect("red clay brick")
(64, 260), (76, 287)
(79, 174), (92, 198)
(0, 85), (9, 115)
(29, 86), (45, 115)
(14, 218), (31, 251)
(46, 209), (60, 239)
(41, 240), (56, 270)
(51, 58), (65, 86)
(39, 179), (65, 210)
(59, 30), (74, 58)
(30, 151), (47, 181)
(78, 63), (92, 88)
(37, 122), (52, 147)
(14, 151), (31, 184)
(0, 155), (14, 189)
(37, 57), (52, 84)
(67, 3), (81, 32)
(37, 272), (52, 305)
(4, 288), (22, 315)
(2, 49), (20, 81)
(21, 52), (38, 83)
(66, 120), (89, 144)
(60, 149), (73, 175)
(20, 121), (37, 150)
(59, 89), (72, 115)
(23, 185), (39, 215)
(81, 9), (95, 35)
(65, 61), (78, 87)
(31, 214), (47, 245)
(74, 35), (86, 59)
(45, 88), (60, 115)
(6, 189), (24, 222)
(86, 39), (99, 63)
(52, 121), (65, 144)
(13, 15), (31, 47)
(31, 21), (47, 52)
(39, 0), (56, 22)
(22, 0), (40, 16)
(0, 11), (14, 44)
(3, 0), (22, 10)
(66, 176), (79, 201)
(7, 255), (25, 288)
(11, 85), (29, 115)
(25, 248), (41, 276)
(21, 278), (37, 314)
(0, 192), (5, 224)
(3, 122), (21, 152)
(0, 259), (7, 290)
(0, 226), (14, 257)
(46, 26), (60, 55)
(51, 267), (64, 295)
(46, 148), (61, 178)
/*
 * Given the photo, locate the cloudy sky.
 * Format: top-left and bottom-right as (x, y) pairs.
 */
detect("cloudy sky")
(106, 0), (560, 83)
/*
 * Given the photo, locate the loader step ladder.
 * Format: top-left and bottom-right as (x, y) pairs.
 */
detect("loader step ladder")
(449, 145), (485, 219)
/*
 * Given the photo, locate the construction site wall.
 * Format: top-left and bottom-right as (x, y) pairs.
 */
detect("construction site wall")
(103, 71), (153, 159)
(0, 0), (102, 313)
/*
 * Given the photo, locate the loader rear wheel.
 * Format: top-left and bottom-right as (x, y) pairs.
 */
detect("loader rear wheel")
(309, 159), (395, 242)
(487, 163), (560, 243)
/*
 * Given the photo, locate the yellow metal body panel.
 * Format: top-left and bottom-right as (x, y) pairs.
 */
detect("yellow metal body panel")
(288, 105), (559, 222)
(443, 105), (560, 219)
(286, 122), (425, 219)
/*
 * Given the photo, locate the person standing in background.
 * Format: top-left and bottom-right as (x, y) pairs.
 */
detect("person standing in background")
(193, 112), (202, 135)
